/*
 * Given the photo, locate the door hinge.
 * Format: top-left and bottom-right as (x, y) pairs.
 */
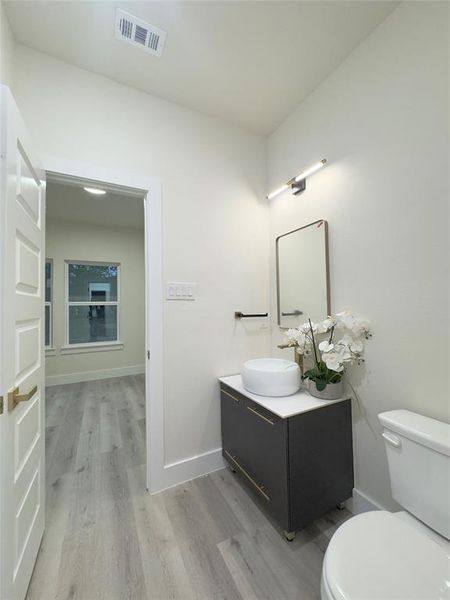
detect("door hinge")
(147, 350), (150, 360)
(0, 395), (3, 415)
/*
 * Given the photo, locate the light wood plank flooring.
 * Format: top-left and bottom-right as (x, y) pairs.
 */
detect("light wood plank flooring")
(27, 375), (350, 600)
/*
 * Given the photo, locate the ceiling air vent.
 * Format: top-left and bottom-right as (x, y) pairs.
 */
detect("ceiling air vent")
(115, 9), (167, 57)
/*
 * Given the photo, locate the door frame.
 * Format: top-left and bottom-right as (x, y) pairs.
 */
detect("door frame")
(42, 155), (164, 493)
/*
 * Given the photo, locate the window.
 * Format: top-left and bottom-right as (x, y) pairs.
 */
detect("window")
(45, 259), (53, 348)
(66, 261), (120, 346)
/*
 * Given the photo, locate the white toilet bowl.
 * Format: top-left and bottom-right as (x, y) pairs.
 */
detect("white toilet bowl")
(321, 510), (450, 600)
(321, 409), (450, 600)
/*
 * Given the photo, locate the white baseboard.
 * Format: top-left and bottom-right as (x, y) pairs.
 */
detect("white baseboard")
(150, 448), (225, 494)
(46, 364), (145, 386)
(345, 488), (385, 515)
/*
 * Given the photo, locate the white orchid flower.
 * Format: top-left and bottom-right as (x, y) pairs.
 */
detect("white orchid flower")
(350, 339), (363, 353)
(333, 310), (371, 340)
(300, 321), (317, 334)
(298, 335), (312, 354)
(317, 317), (334, 333)
(282, 311), (370, 373)
(286, 328), (300, 343)
(335, 342), (353, 360)
(323, 352), (344, 372)
(340, 316), (361, 336)
(284, 327), (312, 354)
(341, 348), (353, 362)
(334, 310), (351, 327)
(318, 340), (334, 353)
(342, 333), (353, 343)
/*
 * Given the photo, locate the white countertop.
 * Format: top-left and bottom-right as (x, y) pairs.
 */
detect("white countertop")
(218, 374), (348, 419)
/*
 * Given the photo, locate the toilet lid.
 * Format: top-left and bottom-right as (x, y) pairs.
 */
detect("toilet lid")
(323, 511), (450, 600)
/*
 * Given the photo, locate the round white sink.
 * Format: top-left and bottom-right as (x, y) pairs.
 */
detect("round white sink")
(242, 358), (301, 397)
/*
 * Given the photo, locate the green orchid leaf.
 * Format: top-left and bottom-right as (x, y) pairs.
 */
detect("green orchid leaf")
(303, 367), (318, 380)
(315, 378), (327, 391)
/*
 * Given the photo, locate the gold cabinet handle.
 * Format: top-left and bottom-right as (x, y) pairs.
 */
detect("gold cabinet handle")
(220, 388), (240, 402)
(224, 450), (270, 501)
(8, 385), (38, 411)
(246, 406), (274, 425)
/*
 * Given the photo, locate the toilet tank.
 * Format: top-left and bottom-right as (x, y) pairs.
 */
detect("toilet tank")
(378, 409), (450, 539)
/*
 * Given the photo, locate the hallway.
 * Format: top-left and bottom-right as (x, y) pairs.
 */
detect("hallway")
(27, 376), (350, 600)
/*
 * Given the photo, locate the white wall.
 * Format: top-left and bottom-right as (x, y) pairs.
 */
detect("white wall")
(11, 45), (270, 473)
(45, 218), (145, 385)
(0, 1), (14, 87)
(268, 1), (449, 510)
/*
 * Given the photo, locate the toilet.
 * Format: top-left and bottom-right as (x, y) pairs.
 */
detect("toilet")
(321, 409), (450, 600)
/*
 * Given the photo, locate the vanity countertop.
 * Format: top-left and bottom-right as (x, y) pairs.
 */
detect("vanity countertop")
(218, 374), (348, 419)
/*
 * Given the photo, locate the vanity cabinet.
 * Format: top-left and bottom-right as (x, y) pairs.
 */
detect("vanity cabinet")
(220, 377), (354, 539)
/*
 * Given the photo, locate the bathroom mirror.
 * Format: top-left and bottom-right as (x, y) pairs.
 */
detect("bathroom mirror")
(276, 219), (330, 328)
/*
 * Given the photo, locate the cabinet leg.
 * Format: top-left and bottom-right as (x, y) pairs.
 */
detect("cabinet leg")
(283, 530), (295, 542)
(337, 502), (345, 510)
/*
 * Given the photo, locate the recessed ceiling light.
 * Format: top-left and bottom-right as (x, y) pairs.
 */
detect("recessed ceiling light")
(84, 187), (106, 195)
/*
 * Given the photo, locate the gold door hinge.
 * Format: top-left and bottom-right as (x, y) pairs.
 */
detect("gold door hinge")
(8, 385), (38, 411)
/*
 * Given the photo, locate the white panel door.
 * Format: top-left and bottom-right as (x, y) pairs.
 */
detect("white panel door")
(0, 86), (46, 600)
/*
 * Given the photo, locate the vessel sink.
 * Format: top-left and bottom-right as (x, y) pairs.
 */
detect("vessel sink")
(242, 358), (301, 397)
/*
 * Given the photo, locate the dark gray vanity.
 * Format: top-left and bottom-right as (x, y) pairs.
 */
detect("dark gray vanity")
(220, 375), (354, 540)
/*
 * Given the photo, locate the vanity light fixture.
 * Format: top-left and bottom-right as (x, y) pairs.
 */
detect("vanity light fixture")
(84, 187), (107, 195)
(267, 159), (327, 200)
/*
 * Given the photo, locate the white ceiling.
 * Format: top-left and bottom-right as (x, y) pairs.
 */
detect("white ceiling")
(47, 180), (145, 230)
(4, 0), (398, 134)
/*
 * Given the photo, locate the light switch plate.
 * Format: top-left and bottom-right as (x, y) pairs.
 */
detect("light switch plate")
(166, 282), (197, 300)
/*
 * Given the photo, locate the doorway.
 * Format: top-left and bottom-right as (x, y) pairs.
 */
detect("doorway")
(26, 174), (149, 596)
(44, 174), (146, 385)
(42, 160), (164, 498)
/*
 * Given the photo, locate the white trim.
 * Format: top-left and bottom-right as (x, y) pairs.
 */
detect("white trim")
(64, 259), (121, 266)
(60, 342), (124, 355)
(45, 364), (145, 386)
(144, 186), (165, 493)
(345, 488), (385, 515)
(43, 155), (163, 494)
(154, 448), (225, 494)
(43, 155), (160, 192)
(47, 171), (146, 197)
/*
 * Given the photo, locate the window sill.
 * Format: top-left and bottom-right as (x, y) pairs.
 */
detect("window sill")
(60, 342), (124, 355)
(45, 347), (56, 356)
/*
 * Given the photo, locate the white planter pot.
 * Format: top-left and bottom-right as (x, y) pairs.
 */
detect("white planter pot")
(308, 379), (343, 400)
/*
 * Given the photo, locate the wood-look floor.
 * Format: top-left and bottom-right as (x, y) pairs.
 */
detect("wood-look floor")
(27, 375), (351, 600)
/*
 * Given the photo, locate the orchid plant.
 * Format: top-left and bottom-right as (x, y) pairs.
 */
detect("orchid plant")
(280, 311), (371, 391)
